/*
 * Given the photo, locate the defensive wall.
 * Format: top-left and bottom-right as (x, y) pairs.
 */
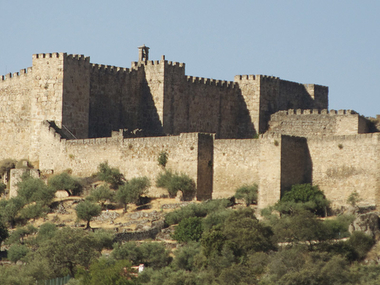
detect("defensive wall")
(307, 133), (380, 208)
(39, 121), (213, 200)
(1, 49), (379, 210)
(268, 109), (370, 137)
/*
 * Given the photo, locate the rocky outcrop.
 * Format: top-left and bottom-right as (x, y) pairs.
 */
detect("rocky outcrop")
(349, 213), (380, 238)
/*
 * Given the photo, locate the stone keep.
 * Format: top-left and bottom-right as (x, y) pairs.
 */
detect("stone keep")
(1, 46), (379, 208)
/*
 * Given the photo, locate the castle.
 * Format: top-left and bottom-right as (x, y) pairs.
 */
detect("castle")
(1, 45), (379, 209)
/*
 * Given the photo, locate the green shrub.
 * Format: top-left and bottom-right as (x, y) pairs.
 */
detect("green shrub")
(277, 184), (329, 216)
(48, 172), (82, 196)
(112, 241), (172, 270)
(7, 244), (30, 263)
(97, 162), (125, 189)
(158, 151), (168, 168)
(234, 184), (258, 206)
(347, 231), (375, 260)
(173, 217), (203, 242)
(347, 190), (361, 207)
(19, 203), (49, 221)
(164, 199), (232, 226)
(156, 169), (196, 199)
(115, 176), (150, 211)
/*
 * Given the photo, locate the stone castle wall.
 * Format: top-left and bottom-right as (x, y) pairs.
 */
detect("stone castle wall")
(39, 121), (213, 199)
(307, 134), (380, 208)
(0, 68), (32, 161)
(233, 75), (329, 134)
(213, 138), (261, 199)
(268, 109), (369, 137)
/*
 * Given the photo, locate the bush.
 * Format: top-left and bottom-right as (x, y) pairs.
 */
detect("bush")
(234, 184), (258, 206)
(75, 200), (102, 229)
(158, 151), (168, 168)
(347, 231), (375, 260)
(156, 169), (196, 199)
(112, 241), (172, 270)
(48, 172), (82, 196)
(164, 199), (232, 226)
(97, 162), (125, 189)
(115, 176), (150, 211)
(173, 217), (203, 242)
(7, 244), (29, 263)
(19, 203), (49, 221)
(277, 184), (329, 216)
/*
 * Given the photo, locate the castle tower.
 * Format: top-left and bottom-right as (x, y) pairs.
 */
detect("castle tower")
(138, 45), (150, 63)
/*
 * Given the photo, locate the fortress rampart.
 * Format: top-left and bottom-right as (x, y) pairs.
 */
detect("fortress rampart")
(268, 109), (369, 137)
(1, 47), (379, 210)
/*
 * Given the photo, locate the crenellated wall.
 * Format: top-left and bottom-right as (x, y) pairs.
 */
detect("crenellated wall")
(268, 109), (370, 137)
(39, 121), (213, 200)
(3, 49), (379, 210)
(0, 68), (33, 161)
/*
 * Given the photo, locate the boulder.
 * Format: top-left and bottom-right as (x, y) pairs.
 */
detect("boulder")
(349, 213), (380, 238)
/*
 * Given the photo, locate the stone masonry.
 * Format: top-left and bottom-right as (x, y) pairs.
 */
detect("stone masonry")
(0, 46), (379, 208)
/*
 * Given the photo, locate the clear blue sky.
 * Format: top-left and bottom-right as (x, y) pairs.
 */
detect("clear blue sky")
(1, 0), (379, 117)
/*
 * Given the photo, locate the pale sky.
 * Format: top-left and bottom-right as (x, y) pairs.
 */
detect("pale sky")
(1, 0), (379, 117)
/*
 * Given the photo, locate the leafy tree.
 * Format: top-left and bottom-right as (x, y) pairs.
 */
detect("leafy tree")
(19, 202), (48, 221)
(277, 184), (329, 216)
(79, 257), (136, 285)
(6, 225), (37, 245)
(0, 196), (25, 228)
(347, 231), (374, 260)
(115, 176), (150, 211)
(48, 172), (82, 196)
(17, 175), (55, 206)
(112, 241), (172, 270)
(270, 209), (329, 245)
(75, 200), (102, 229)
(173, 216), (203, 243)
(0, 264), (35, 285)
(8, 243), (30, 263)
(171, 242), (202, 271)
(91, 229), (115, 250)
(234, 184), (258, 206)
(88, 184), (113, 209)
(36, 222), (57, 242)
(202, 208), (275, 259)
(26, 227), (100, 278)
(97, 161), (125, 189)
(0, 220), (9, 244)
(156, 169), (196, 199)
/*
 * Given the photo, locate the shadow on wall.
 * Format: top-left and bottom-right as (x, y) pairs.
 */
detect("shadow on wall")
(237, 91), (257, 139)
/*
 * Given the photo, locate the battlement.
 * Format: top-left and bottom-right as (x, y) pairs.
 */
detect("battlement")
(186, 76), (237, 88)
(272, 109), (358, 117)
(65, 54), (90, 63)
(1, 67), (32, 82)
(307, 132), (380, 143)
(234, 74), (279, 81)
(91, 64), (130, 75)
(32, 52), (63, 59)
